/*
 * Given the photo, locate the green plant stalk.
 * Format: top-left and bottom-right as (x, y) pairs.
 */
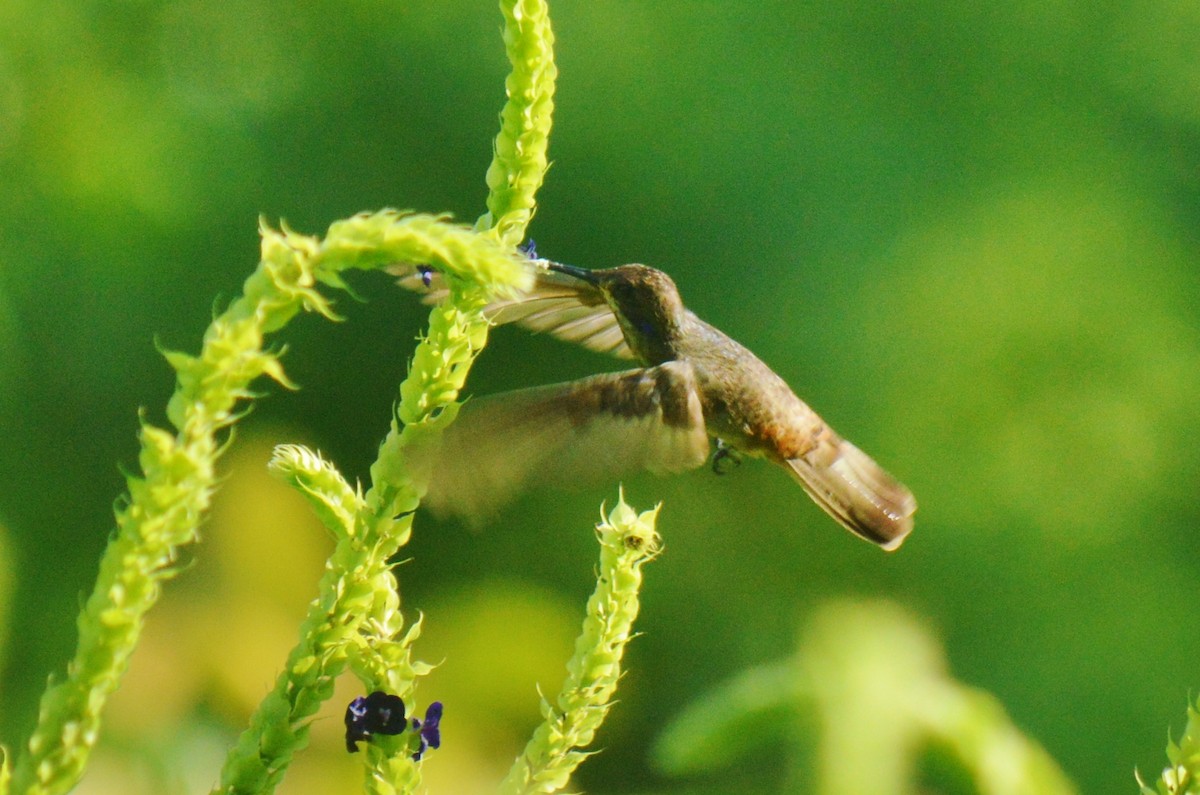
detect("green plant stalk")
(498, 495), (662, 795)
(257, 443), (431, 795)
(266, 441), (435, 795)
(922, 683), (1076, 795)
(804, 602), (1076, 795)
(347, 3), (558, 786)
(351, 616), (430, 795)
(211, 0), (557, 778)
(345, 0), (559, 782)
(345, 546), (430, 795)
(650, 661), (803, 776)
(653, 601), (1076, 795)
(8, 222), (334, 795)
(267, 445), (360, 543)
(1137, 698), (1200, 795)
(477, 0), (557, 246)
(7, 212), (525, 795)
(11, 0), (553, 785)
(212, 218), (528, 794)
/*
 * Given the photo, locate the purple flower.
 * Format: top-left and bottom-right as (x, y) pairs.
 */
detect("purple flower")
(416, 265), (435, 288)
(411, 701), (443, 761)
(344, 692), (407, 753)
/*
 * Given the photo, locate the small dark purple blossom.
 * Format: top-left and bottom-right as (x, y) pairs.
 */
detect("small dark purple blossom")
(517, 239), (538, 260)
(416, 265), (435, 288)
(344, 691), (407, 753)
(410, 701), (443, 761)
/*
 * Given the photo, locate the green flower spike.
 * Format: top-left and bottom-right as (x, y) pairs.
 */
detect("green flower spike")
(478, 0), (557, 245)
(268, 444), (361, 542)
(208, 4), (546, 784)
(10, 2), (552, 792)
(8, 217), (333, 795)
(6, 210), (526, 795)
(1138, 698), (1200, 795)
(213, 219), (528, 795)
(265, 444), (434, 795)
(267, 444), (431, 795)
(499, 492), (661, 795)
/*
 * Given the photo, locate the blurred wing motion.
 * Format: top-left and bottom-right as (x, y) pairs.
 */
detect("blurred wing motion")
(781, 436), (916, 551)
(393, 262), (917, 548)
(411, 362), (710, 522)
(391, 262), (633, 358)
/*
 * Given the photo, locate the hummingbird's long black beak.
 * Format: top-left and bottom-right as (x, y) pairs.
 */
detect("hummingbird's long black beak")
(545, 261), (601, 285)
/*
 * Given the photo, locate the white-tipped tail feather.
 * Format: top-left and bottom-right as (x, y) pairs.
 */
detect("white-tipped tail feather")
(784, 440), (916, 551)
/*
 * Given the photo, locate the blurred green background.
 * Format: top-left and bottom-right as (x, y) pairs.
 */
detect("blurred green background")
(1, 1), (1199, 792)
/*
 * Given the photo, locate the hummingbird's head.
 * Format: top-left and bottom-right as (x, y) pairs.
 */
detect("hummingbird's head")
(546, 262), (686, 363)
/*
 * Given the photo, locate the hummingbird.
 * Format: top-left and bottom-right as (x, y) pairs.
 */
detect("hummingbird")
(392, 258), (916, 550)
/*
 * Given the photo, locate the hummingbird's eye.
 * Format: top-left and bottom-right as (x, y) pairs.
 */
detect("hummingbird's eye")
(609, 282), (634, 301)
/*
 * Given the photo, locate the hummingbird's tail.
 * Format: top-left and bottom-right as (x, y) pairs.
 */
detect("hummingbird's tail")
(783, 440), (916, 551)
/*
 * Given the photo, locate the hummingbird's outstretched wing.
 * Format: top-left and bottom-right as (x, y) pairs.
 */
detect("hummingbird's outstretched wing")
(409, 361), (710, 523)
(781, 436), (916, 551)
(390, 262), (634, 358)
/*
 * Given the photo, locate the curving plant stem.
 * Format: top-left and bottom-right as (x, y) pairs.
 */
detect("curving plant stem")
(478, 0), (557, 246)
(7, 220), (335, 795)
(498, 497), (662, 795)
(7, 214), (527, 795)
(208, 216), (528, 795)
(7, 0), (566, 791)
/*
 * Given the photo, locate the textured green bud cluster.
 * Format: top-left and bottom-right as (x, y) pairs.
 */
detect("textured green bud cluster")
(499, 495), (662, 795)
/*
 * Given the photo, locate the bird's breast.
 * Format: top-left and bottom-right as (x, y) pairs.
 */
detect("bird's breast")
(684, 337), (822, 461)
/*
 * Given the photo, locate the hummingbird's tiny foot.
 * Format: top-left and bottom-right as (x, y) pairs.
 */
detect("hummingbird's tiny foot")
(711, 440), (743, 475)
